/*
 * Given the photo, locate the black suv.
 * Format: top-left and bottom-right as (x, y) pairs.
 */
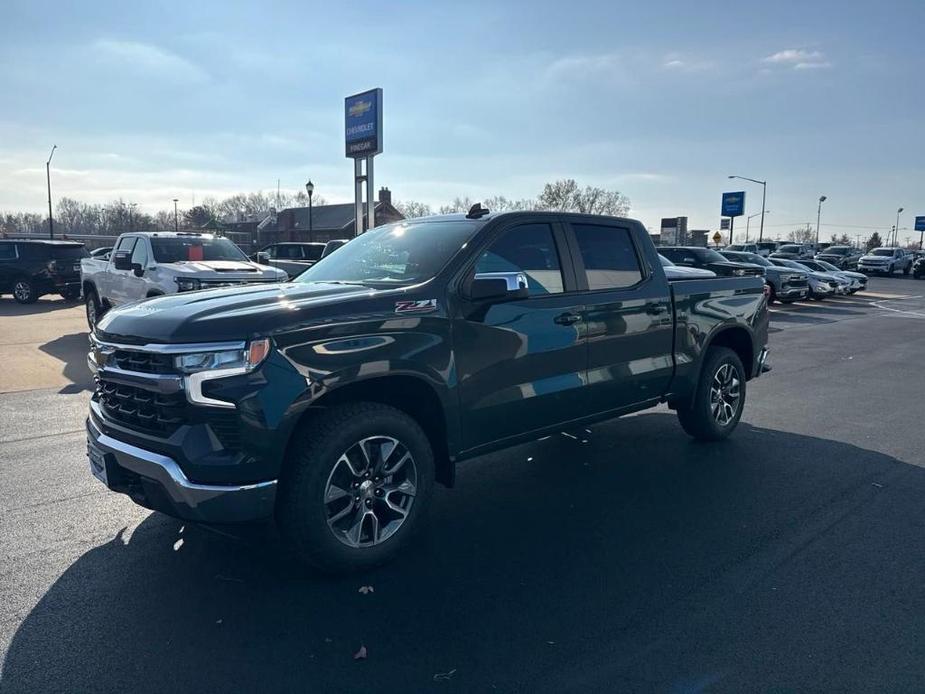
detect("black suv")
(0, 239), (88, 303)
(659, 246), (765, 277)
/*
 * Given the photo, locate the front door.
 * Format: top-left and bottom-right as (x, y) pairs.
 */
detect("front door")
(566, 221), (674, 411)
(454, 220), (588, 451)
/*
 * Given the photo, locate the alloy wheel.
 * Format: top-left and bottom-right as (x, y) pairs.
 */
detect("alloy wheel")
(710, 363), (741, 426)
(323, 436), (417, 548)
(13, 281), (32, 303)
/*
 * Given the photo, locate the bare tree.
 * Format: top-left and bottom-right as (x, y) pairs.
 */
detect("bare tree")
(787, 224), (816, 243)
(536, 179), (630, 216)
(395, 200), (432, 218)
(438, 196), (475, 215)
(483, 195), (535, 212)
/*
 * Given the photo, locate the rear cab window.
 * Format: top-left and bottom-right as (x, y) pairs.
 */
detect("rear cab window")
(571, 224), (643, 290)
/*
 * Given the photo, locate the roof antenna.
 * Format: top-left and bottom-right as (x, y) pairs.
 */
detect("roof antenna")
(466, 202), (490, 219)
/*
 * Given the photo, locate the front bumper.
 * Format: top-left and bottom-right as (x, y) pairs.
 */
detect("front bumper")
(87, 416), (277, 523)
(778, 286), (808, 300)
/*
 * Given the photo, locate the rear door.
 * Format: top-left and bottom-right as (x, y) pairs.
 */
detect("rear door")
(565, 221), (674, 411)
(454, 218), (588, 450)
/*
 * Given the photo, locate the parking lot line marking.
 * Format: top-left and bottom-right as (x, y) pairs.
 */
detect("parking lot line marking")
(870, 297), (925, 318)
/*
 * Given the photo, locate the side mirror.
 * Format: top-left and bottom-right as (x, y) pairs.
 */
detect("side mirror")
(256, 252), (270, 264)
(112, 251), (132, 271)
(469, 272), (529, 301)
(131, 262), (145, 277)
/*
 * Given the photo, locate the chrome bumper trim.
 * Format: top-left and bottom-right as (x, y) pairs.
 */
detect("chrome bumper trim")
(87, 418), (276, 522)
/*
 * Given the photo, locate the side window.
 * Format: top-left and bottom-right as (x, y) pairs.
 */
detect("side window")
(0, 243), (15, 260)
(116, 237), (136, 252)
(475, 223), (564, 296)
(572, 224), (643, 290)
(262, 246), (277, 259)
(18, 244), (48, 261)
(131, 239), (149, 267)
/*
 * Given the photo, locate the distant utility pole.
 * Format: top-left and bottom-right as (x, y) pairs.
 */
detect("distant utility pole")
(173, 198), (179, 232)
(46, 145), (57, 239)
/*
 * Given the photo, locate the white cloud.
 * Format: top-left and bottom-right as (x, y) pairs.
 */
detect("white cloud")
(544, 53), (629, 83)
(92, 39), (209, 83)
(662, 54), (714, 72)
(763, 48), (831, 70)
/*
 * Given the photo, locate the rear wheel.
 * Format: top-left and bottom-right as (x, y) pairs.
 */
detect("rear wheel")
(61, 287), (81, 301)
(12, 278), (38, 304)
(677, 347), (746, 441)
(277, 402), (435, 573)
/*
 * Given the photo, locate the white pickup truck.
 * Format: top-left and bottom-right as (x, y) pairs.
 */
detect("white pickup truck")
(81, 231), (287, 329)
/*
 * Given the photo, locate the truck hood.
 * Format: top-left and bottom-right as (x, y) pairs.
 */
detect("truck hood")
(169, 260), (286, 278)
(95, 281), (385, 343)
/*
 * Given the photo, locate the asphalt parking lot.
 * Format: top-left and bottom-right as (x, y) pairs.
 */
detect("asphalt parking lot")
(1, 277), (923, 692)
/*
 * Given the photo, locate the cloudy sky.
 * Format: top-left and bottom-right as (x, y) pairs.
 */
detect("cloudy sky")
(2, 0), (923, 241)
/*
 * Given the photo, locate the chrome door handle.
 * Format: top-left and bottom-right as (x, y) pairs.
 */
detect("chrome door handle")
(645, 303), (667, 315)
(554, 312), (581, 326)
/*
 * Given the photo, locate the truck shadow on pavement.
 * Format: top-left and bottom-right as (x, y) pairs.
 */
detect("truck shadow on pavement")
(0, 297), (81, 317)
(38, 332), (93, 393)
(2, 414), (923, 693)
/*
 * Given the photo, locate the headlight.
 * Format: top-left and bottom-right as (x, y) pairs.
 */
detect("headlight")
(176, 278), (202, 292)
(174, 339), (271, 374)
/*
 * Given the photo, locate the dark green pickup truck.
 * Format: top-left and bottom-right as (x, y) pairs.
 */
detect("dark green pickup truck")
(87, 208), (770, 571)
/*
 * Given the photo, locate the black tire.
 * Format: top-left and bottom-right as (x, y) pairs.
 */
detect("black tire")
(12, 277), (38, 304)
(902, 265), (910, 276)
(85, 289), (103, 330)
(277, 402), (435, 573)
(61, 287), (81, 301)
(767, 285), (777, 304)
(676, 346), (747, 441)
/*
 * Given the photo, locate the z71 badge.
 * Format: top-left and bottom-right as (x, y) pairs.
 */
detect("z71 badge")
(394, 299), (438, 314)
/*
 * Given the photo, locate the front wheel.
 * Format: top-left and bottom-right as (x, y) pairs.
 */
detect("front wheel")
(61, 287), (81, 301)
(85, 290), (103, 330)
(277, 402), (435, 573)
(677, 347), (747, 441)
(902, 264), (910, 276)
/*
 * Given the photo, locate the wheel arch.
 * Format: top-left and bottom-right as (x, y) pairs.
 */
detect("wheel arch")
(284, 374), (455, 487)
(706, 325), (755, 379)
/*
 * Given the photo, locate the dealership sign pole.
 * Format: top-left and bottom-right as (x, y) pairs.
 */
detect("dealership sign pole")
(345, 88), (383, 237)
(721, 191), (746, 245)
(915, 215), (925, 250)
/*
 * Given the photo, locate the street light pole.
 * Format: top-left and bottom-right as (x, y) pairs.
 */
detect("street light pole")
(173, 199), (179, 233)
(728, 175), (767, 242)
(894, 207), (903, 246)
(815, 196), (827, 247)
(45, 145), (57, 239)
(305, 180), (314, 238)
(745, 211), (768, 242)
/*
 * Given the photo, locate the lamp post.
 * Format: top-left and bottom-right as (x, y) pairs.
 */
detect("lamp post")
(305, 180), (314, 237)
(173, 198), (179, 233)
(815, 195), (827, 247)
(745, 211), (769, 242)
(728, 175), (767, 242)
(46, 145), (57, 239)
(894, 207), (903, 246)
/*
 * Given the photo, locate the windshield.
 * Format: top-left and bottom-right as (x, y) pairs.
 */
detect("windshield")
(699, 248), (728, 263)
(870, 249), (894, 256)
(51, 246), (89, 259)
(741, 253), (771, 266)
(296, 220), (480, 286)
(778, 245), (801, 253)
(823, 246), (850, 255)
(788, 261), (813, 272)
(815, 260), (840, 271)
(151, 236), (248, 263)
